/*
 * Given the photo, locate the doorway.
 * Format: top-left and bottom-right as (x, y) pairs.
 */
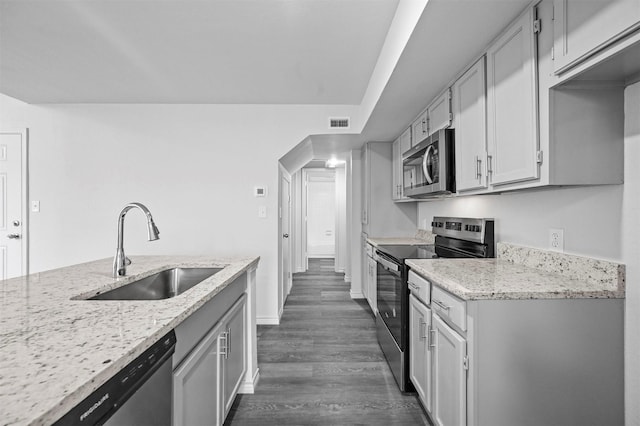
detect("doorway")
(306, 170), (336, 259)
(0, 129), (29, 279)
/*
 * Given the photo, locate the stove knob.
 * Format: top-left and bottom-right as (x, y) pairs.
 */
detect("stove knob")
(464, 225), (469, 231)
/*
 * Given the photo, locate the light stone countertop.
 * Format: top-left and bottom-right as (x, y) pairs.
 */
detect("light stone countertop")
(367, 229), (435, 247)
(406, 257), (625, 301)
(0, 255), (259, 426)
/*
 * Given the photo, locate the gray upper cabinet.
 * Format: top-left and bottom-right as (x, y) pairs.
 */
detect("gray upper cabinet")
(486, 7), (539, 186)
(426, 88), (452, 136)
(411, 110), (429, 146)
(453, 57), (488, 192)
(553, 0), (640, 74)
(392, 127), (413, 202)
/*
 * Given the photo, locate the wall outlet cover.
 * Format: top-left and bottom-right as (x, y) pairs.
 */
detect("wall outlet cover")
(549, 228), (564, 252)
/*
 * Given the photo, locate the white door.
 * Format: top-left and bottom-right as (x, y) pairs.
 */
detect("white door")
(0, 129), (27, 280)
(280, 174), (291, 314)
(306, 174), (335, 258)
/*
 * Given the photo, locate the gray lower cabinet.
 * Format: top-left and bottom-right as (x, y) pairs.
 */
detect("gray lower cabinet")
(173, 293), (247, 426)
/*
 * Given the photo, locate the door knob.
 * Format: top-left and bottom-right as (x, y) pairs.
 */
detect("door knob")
(7, 233), (21, 239)
(283, 234), (289, 238)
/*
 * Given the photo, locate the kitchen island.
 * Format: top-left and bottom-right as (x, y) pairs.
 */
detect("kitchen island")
(0, 255), (259, 426)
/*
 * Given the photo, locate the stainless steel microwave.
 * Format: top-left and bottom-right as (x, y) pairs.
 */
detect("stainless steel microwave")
(402, 128), (455, 198)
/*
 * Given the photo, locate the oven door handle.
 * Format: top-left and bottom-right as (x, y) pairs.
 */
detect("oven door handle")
(375, 255), (400, 273)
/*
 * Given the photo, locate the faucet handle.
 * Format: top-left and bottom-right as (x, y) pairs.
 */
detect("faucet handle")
(125, 257), (132, 266)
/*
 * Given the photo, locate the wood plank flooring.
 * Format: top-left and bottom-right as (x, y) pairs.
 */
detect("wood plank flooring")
(225, 258), (429, 425)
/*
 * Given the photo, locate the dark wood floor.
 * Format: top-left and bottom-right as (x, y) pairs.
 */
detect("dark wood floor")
(225, 258), (429, 425)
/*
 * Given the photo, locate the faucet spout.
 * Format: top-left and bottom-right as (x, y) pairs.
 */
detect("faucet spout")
(113, 202), (160, 277)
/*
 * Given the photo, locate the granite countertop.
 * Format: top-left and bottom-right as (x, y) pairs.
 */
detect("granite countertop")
(367, 229), (435, 247)
(0, 255), (259, 426)
(406, 257), (625, 301)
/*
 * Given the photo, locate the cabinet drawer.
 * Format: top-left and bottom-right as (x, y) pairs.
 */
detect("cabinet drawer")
(408, 270), (430, 305)
(432, 285), (466, 331)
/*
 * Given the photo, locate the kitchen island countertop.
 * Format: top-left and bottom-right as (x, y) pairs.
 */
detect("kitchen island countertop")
(0, 255), (259, 426)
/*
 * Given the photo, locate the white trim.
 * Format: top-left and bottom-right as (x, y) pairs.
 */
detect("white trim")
(238, 368), (260, 394)
(350, 291), (365, 299)
(0, 128), (29, 277)
(257, 316), (280, 325)
(344, 274), (352, 283)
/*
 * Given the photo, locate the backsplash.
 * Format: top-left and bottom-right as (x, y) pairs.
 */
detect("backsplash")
(415, 228), (435, 243)
(498, 242), (625, 295)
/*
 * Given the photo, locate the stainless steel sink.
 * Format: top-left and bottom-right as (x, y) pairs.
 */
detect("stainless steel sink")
(89, 267), (222, 300)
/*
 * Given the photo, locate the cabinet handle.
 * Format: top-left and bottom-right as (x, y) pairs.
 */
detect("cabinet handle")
(487, 154), (493, 175)
(429, 325), (435, 349)
(420, 320), (427, 340)
(433, 299), (450, 311)
(476, 156), (482, 179)
(226, 327), (231, 359)
(408, 282), (419, 292)
(220, 331), (228, 358)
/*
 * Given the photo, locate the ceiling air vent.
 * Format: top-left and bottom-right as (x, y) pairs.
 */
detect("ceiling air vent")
(329, 117), (350, 129)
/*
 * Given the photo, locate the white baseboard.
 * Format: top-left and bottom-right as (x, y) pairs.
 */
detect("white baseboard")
(238, 369), (260, 394)
(344, 274), (351, 283)
(350, 291), (365, 299)
(257, 316), (280, 325)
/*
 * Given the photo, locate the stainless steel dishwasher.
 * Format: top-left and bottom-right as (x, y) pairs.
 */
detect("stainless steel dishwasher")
(54, 330), (176, 426)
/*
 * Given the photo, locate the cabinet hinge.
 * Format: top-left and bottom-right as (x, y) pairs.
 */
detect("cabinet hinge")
(463, 355), (469, 371)
(533, 19), (541, 34)
(536, 150), (544, 164)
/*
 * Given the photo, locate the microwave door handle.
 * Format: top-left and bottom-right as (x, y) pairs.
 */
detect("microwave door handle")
(422, 145), (434, 184)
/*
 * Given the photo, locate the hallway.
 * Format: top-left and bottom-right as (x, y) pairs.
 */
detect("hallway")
(226, 259), (429, 425)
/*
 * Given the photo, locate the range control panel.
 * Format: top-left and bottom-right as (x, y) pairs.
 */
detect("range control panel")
(431, 217), (494, 244)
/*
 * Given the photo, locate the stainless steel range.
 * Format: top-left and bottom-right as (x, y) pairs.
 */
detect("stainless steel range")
(374, 217), (495, 392)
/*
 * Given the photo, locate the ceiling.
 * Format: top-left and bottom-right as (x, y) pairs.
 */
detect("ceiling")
(0, 0), (532, 169)
(0, 0), (398, 104)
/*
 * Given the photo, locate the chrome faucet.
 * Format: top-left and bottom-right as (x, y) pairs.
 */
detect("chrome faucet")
(113, 202), (160, 277)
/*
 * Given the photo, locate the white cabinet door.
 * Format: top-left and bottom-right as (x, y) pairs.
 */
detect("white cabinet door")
(222, 295), (247, 418)
(553, 0), (640, 74)
(427, 88), (452, 136)
(173, 321), (224, 426)
(412, 110), (429, 146)
(392, 137), (403, 201)
(486, 7), (539, 186)
(409, 294), (432, 414)
(432, 314), (466, 426)
(453, 57), (488, 192)
(392, 127), (413, 201)
(367, 255), (377, 314)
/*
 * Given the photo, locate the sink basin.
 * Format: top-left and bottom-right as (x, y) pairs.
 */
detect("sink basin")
(89, 267), (222, 300)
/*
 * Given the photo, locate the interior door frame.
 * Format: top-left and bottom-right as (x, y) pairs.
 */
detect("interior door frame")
(302, 168), (336, 265)
(278, 164), (292, 319)
(0, 128), (29, 277)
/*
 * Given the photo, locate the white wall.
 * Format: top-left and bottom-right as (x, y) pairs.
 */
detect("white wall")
(417, 185), (623, 261)
(0, 93), (358, 323)
(623, 81), (640, 426)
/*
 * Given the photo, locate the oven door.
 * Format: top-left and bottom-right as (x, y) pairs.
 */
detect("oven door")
(375, 252), (404, 350)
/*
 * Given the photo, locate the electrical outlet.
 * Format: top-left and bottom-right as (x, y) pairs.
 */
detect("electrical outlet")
(549, 228), (564, 252)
